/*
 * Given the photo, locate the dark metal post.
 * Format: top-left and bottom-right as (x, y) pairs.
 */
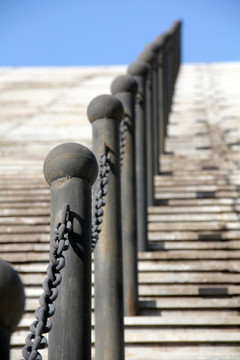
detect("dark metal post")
(145, 41), (165, 157)
(111, 75), (139, 316)
(168, 32), (174, 107)
(43, 143), (98, 360)
(139, 49), (159, 181)
(170, 21), (179, 83)
(0, 258), (25, 360)
(162, 33), (171, 120)
(156, 33), (168, 143)
(87, 95), (125, 360)
(128, 61), (149, 252)
(176, 21), (182, 74)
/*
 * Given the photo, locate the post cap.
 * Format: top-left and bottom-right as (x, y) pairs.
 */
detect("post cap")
(170, 20), (182, 32)
(111, 75), (138, 95)
(145, 42), (159, 54)
(43, 142), (98, 186)
(87, 94), (124, 123)
(128, 61), (150, 77)
(138, 49), (156, 64)
(155, 32), (167, 47)
(0, 259), (25, 333)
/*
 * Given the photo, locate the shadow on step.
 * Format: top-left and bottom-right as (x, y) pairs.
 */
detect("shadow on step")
(198, 287), (228, 297)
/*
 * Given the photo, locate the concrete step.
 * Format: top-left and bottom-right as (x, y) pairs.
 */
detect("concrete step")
(11, 328), (240, 347)
(2, 248), (240, 264)
(148, 205), (240, 213)
(19, 283), (240, 299)
(17, 314), (240, 330)
(10, 346), (240, 360)
(17, 270), (240, 286)
(139, 285), (240, 296)
(139, 250), (240, 260)
(20, 296), (240, 314)
(148, 230), (240, 241)
(14, 259), (240, 272)
(148, 213), (239, 222)
(149, 222), (240, 231)
(148, 240), (240, 251)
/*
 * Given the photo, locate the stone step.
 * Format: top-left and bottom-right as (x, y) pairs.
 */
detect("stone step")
(155, 185), (237, 192)
(149, 213), (239, 222)
(17, 314), (240, 330)
(14, 259), (240, 273)
(2, 249), (240, 264)
(140, 258), (240, 271)
(139, 272), (240, 284)
(154, 174), (231, 182)
(0, 195), (50, 202)
(149, 222), (240, 231)
(0, 217), (49, 225)
(0, 225), (49, 235)
(10, 345), (240, 360)
(0, 202), (49, 209)
(140, 309), (240, 317)
(156, 198), (240, 206)
(0, 233), (49, 243)
(22, 284), (240, 298)
(148, 230), (240, 241)
(3, 213), (240, 224)
(148, 205), (240, 213)
(0, 188), (49, 195)
(139, 250), (240, 260)
(155, 191), (239, 199)
(0, 243), (50, 252)
(21, 297), (240, 313)
(1, 231), (240, 245)
(11, 328), (240, 347)
(139, 297), (240, 309)
(18, 271), (240, 286)
(148, 240), (240, 250)
(1, 238), (237, 254)
(139, 285), (240, 296)
(0, 208), (50, 216)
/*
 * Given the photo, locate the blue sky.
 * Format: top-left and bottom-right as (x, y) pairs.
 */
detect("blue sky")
(0, 0), (239, 66)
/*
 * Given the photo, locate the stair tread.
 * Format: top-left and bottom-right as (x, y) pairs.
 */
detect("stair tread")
(10, 346), (240, 360)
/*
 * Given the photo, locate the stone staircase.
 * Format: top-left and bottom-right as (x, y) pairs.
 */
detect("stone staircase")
(0, 63), (240, 359)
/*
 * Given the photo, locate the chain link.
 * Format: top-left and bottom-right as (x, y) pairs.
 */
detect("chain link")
(91, 143), (111, 251)
(119, 115), (128, 166)
(21, 204), (72, 360)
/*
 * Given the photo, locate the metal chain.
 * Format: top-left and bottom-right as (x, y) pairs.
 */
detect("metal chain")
(91, 143), (110, 251)
(119, 115), (128, 166)
(21, 204), (72, 360)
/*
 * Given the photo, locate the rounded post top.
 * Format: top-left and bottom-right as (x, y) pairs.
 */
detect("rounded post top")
(87, 94), (124, 123)
(43, 142), (98, 186)
(0, 259), (25, 333)
(111, 75), (138, 95)
(138, 49), (156, 64)
(155, 32), (167, 47)
(128, 61), (150, 77)
(170, 20), (182, 32)
(145, 42), (159, 54)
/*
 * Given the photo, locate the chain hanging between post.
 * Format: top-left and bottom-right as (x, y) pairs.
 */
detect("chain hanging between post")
(119, 115), (128, 166)
(21, 204), (72, 360)
(91, 143), (111, 251)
